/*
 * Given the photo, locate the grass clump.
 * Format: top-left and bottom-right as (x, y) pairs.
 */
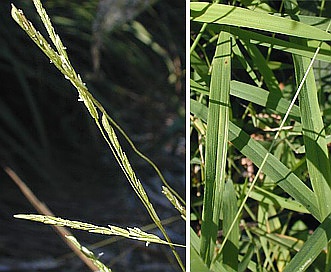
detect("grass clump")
(191, 0), (331, 271)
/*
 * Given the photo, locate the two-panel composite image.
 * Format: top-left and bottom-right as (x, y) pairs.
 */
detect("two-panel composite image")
(0, 0), (331, 271)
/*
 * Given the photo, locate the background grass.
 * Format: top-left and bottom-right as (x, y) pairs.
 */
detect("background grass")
(190, 0), (331, 271)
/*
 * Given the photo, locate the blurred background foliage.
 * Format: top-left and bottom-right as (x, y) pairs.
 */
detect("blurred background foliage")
(0, 0), (185, 271)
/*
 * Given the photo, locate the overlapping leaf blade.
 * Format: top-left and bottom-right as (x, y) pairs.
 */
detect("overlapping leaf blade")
(200, 30), (231, 267)
(191, 3), (331, 40)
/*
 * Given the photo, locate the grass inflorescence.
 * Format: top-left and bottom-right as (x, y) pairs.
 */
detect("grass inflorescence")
(191, 0), (331, 271)
(11, 0), (185, 271)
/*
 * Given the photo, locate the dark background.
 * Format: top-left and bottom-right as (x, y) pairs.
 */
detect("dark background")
(0, 0), (185, 271)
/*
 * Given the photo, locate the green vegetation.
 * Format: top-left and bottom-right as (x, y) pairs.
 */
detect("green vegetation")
(190, 0), (331, 271)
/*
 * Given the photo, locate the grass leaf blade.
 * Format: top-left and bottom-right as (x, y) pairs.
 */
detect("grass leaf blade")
(200, 30), (231, 266)
(191, 99), (320, 219)
(283, 214), (331, 272)
(190, 3), (331, 40)
(219, 179), (239, 271)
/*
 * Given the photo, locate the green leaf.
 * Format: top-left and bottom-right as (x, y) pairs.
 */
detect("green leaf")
(219, 179), (239, 271)
(191, 79), (301, 122)
(190, 99), (320, 220)
(240, 39), (281, 94)
(230, 81), (301, 122)
(190, 3), (331, 40)
(285, 2), (331, 221)
(238, 184), (309, 214)
(191, 245), (212, 272)
(293, 49), (331, 221)
(228, 26), (331, 62)
(283, 213), (331, 272)
(200, 29), (231, 267)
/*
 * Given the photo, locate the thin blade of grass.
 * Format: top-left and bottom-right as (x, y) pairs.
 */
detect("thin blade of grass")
(232, 40), (260, 86)
(220, 179), (239, 271)
(283, 3), (331, 269)
(283, 213), (331, 272)
(238, 244), (255, 272)
(213, 26), (331, 63)
(238, 184), (309, 214)
(190, 227), (216, 271)
(250, 227), (304, 253)
(200, 30), (231, 267)
(190, 245), (212, 272)
(240, 39), (281, 94)
(257, 203), (276, 270)
(190, 50), (210, 85)
(293, 52), (331, 220)
(285, 3), (331, 221)
(229, 81), (301, 122)
(277, 14), (331, 31)
(190, 227), (200, 255)
(190, 3), (331, 40)
(229, 122), (320, 220)
(191, 79), (301, 121)
(191, 79), (301, 123)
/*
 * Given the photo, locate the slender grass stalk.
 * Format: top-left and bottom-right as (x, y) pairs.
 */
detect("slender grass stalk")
(190, 23), (208, 54)
(91, 98), (185, 206)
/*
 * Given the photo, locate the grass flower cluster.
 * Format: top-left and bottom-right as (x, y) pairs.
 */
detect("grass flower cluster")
(11, 0), (185, 271)
(191, 0), (331, 271)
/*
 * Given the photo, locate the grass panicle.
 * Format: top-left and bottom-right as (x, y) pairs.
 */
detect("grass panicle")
(11, 1), (184, 271)
(14, 214), (185, 248)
